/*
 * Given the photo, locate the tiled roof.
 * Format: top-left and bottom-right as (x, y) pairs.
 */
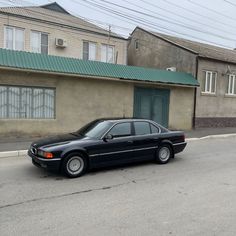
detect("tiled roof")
(0, 48), (199, 87)
(0, 5), (123, 39)
(138, 28), (236, 64)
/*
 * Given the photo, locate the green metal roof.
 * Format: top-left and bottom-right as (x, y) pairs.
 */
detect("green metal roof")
(0, 48), (199, 87)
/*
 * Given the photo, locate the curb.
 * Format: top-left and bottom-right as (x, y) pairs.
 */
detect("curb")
(0, 133), (236, 158)
(0, 150), (27, 158)
(186, 133), (236, 141)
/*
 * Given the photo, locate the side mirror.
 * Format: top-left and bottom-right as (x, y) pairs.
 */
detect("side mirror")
(103, 134), (113, 141)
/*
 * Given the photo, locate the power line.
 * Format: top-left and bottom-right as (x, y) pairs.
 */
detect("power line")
(78, 0), (234, 48)
(162, 0), (236, 28)
(1, 0), (235, 49)
(77, 0), (206, 43)
(0, 3), (129, 51)
(78, 0), (235, 42)
(76, 0), (181, 34)
(93, 0), (235, 42)
(120, 0), (236, 38)
(3, 0), (133, 33)
(136, 0), (236, 37)
(223, 0), (236, 7)
(75, 0), (235, 52)
(68, 1), (133, 32)
(187, 0), (236, 22)
(0, 0), (128, 39)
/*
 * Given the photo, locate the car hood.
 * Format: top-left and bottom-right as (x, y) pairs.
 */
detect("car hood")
(31, 133), (90, 148)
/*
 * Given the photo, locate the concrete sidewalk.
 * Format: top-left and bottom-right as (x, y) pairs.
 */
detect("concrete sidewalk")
(0, 127), (236, 154)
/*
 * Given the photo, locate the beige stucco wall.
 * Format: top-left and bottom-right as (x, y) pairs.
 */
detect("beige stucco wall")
(0, 70), (194, 136)
(128, 28), (197, 76)
(169, 86), (194, 130)
(196, 59), (236, 117)
(0, 14), (127, 64)
(0, 70), (133, 136)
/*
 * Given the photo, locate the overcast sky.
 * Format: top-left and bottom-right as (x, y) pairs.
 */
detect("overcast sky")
(1, 0), (236, 49)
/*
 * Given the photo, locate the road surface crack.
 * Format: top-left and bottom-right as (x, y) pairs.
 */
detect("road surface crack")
(0, 181), (133, 209)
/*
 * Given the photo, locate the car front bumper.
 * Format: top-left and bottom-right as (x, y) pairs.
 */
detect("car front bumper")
(28, 150), (61, 171)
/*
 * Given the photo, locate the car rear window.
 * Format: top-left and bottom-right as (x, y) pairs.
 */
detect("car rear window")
(134, 122), (151, 135)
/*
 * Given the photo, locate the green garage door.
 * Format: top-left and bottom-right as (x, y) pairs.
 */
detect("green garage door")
(134, 87), (170, 127)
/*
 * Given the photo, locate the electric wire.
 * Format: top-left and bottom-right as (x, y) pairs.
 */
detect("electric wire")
(119, 0), (236, 39)
(135, 0), (236, 37)
(162, 0), (235, 28)
(223, 0), (236, 7)
(187, 0), (236, 22)
(1, 0), (235, 49)
(74, 0), (235, 47)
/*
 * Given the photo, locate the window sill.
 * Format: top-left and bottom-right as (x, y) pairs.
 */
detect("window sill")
(201, 92), (217, 97)
(225, 94), (236, 98)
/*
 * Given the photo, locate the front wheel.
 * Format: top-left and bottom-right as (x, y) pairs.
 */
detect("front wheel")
(156, 144), (173, 164)
(62, 153), (87, 178)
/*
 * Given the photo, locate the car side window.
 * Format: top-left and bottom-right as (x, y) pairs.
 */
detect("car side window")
(134, 122), (151, 135)
(108, 122), (131, 138)
(150, 124), (160, 134)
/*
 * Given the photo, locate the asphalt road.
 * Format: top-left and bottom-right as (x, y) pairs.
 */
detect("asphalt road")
(0, 137), (236, 236)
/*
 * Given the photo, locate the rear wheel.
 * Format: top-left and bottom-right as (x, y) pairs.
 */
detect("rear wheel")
(62, 153), (87, 178)
(156, 144), (173, 164)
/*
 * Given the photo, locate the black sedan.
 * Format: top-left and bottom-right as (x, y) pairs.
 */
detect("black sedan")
(28, 118), (187, 178)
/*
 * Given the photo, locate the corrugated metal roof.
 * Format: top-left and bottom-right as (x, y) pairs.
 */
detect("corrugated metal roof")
(0, 48), (199, 87)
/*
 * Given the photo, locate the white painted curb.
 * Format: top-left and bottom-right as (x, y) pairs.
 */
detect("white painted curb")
(0, 150), (27, 158)
(186, 133), (236, 141)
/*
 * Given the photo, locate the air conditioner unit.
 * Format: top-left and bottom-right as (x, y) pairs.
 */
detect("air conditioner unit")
(55, 38), (67, 48)
(166, 67), (176, 72)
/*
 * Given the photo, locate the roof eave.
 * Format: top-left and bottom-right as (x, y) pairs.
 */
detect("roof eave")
(0, 66), (199, 88)
(198, 55), (236, 65)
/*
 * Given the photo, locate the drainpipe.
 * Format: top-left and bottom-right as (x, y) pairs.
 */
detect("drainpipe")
(193, 56), (199, 129)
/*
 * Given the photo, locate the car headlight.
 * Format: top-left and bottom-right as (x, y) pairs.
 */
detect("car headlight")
(38, 150), (54, 159)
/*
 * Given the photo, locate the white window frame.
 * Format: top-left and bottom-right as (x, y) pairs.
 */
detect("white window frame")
(226, 74), (236, 95)
(82, 41), (97, 61)
(101, 44), (115, 63)
(4, 26), (25, 51)
(30, 31), (49, 54)
(202, 71), (217, 94)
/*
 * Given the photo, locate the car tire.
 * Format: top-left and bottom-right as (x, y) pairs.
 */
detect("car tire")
(156, 144), (173, 164)
(62, 153), (87, 178)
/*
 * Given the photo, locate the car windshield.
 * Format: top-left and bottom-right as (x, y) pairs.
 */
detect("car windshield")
(75, 120), (112, 138)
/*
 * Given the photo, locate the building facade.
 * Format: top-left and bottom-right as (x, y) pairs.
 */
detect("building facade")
(0, 49), (198, 136)
(0, 4), (200, 136)
(128, 27), (236, 128)
(0, 2), (127, 64)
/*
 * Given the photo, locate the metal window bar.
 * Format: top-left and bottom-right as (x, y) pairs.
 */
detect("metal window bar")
(0, 85), (55, 119)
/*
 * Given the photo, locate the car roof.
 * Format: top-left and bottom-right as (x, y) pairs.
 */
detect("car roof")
(96, 117), (156, 123)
